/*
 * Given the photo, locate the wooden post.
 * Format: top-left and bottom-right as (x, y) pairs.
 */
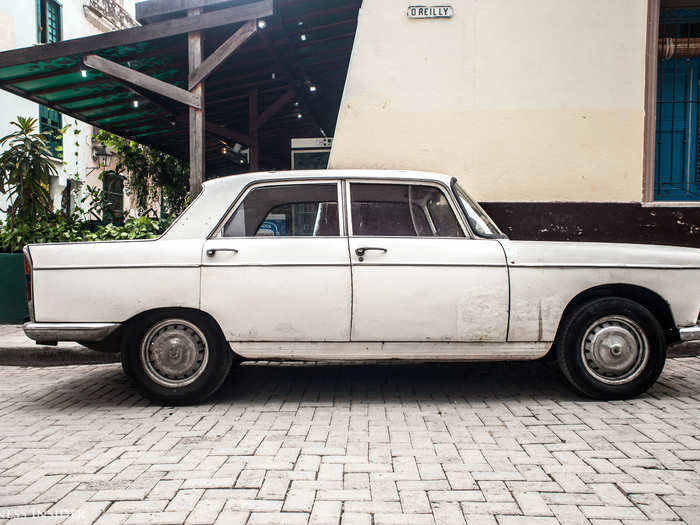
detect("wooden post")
(188, 8), (205, 196)
(249, 88), (259, 172)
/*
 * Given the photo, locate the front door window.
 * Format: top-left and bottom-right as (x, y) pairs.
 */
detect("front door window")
(349, 183), (464, 237)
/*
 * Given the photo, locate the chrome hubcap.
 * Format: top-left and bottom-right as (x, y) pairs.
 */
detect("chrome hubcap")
(581, 315), (649, 385)
(140, 319), (209, 388)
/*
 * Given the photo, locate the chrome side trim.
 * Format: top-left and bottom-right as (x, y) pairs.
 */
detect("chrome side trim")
(23, 322), (122, 343)
(510, 263), (700, 270)
(679, 325), (700, 342)
(33, 264), (201, 271)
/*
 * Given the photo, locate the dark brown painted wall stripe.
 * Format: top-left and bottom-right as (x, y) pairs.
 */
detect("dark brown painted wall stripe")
(481, 203), (700, 248)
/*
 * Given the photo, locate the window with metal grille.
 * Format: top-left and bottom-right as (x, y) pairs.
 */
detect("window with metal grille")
(102, 171), (125, 220)
(656, 9), (700, 201)
(37, 0), (62, 44)
(39, 105), (62, 159)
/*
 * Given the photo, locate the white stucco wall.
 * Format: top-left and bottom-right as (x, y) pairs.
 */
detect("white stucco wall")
(0, 2), (38, 219)
(330, 0), (649, 203)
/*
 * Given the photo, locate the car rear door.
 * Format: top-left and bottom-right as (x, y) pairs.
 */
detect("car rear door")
(201, 180), (351, 342)
(346, 180), (509, 342)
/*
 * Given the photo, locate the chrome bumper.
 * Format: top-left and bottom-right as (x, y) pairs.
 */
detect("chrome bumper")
(679, 325), (700, 342)
(23, 322), (122, 344)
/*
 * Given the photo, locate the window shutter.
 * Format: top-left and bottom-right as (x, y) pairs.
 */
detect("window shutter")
(36, 0), (43, 43)
(39, 105), (63, 159)
(46, 0), (62, 43)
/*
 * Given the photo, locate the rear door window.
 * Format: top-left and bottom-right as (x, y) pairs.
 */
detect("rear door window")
(223, 183), (340, 237)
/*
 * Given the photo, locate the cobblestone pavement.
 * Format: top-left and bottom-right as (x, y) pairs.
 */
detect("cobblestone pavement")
(0, 357), (699, 525)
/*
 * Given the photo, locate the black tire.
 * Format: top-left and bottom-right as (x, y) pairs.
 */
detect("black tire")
(556, 297), (667, 400)
(121, 310), (233, 405)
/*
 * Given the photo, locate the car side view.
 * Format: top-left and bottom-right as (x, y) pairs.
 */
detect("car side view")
(22, 170), (700, 404)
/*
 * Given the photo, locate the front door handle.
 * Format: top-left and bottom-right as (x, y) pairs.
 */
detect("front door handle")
(206, 248), (239, 257)
(355, 247), (388, 261)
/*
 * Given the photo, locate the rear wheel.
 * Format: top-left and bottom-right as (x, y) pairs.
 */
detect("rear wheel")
(557, 297), (667, 399)
(121, 311), (232, 404)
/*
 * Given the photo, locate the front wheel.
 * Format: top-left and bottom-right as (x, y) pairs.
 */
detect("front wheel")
(121, 311), (233, 404)
(557, 297), (667, 399)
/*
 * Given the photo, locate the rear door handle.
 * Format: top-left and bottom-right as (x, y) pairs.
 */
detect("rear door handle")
(206, 248), (239, 257)
(355, 247), (388, 261)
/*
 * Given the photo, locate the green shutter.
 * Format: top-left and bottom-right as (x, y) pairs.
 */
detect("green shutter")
(39, 105), (63, 159)
(46, 0), (61, 43)
(36, 0), (43, 43)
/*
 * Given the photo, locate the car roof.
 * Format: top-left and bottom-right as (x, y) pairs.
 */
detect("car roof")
(164, 170), (456, 241)
(202, 169), (455, 191)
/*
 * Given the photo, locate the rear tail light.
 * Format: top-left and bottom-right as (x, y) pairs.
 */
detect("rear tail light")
(23, 250), (32, 303)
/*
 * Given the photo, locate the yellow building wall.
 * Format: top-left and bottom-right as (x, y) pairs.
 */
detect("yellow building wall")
(329, 0), (649, 203)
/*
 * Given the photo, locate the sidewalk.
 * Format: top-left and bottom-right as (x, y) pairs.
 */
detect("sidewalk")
(0, 324), (119, 366)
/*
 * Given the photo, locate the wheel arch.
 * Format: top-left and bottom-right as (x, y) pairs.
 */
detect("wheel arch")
(555, 284), (679, 345)
(119, 307), (234, 353)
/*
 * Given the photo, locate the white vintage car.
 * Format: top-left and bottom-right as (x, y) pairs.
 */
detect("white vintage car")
(22, 170), (700, 403)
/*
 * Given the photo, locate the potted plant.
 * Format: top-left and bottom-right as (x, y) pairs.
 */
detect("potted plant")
(0, 117), (56, 323)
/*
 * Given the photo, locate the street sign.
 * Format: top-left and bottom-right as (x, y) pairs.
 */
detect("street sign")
(407, 6), (453, 19)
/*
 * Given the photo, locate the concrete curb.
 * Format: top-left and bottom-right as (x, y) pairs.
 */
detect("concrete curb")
(0, 345), (120, 367)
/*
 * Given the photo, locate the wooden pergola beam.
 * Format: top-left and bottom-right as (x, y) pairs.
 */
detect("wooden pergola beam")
(83, 54), (202, 109)
(205, 121), (252, 146)
(188, 20), (258, 90)
(259, 29), (326, 134)
(0, 0), (272, 68)
(254, 88), (297, 131)
(136, 0), (238, 22)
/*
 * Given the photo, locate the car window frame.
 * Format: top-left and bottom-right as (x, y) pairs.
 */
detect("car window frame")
(450, 178), (507, 239)
(214, 179), (346, 239)
(344, 179), (472, 239)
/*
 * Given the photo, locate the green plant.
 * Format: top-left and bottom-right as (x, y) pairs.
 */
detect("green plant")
(0, 117), (57, 228)
(84, 216), (165, 242)
(0, 213), (172, 253)
(94, 131), (189, 218)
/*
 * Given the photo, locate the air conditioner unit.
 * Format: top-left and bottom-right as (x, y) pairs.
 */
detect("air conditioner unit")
(291, 137), (333, 170)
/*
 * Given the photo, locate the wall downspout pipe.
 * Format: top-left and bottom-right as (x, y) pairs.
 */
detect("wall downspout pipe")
(659, 37), (700, 59)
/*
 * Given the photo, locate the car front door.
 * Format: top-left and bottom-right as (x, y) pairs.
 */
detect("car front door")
(346, 180), (509, 342)
(201, 180), (351, 342)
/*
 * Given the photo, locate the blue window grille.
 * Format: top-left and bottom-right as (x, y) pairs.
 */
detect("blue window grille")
(37, 0), (62, 44)
(655, 9), (700, 201)
(39, 105), (62, 159)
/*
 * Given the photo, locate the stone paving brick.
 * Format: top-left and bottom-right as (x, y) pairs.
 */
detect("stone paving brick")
(512, 491), (552, 516)
(283, 489), (316, 513)
(0, 358), (699, 525)
(212, 510), (248, 525)
(309, 500), (341, 525)
(63, 501), (110, 525)
(124, 511), (189, 524)
(400, 490), (431, 513)
(108, 501), (168, 514)
(340, 512), (371, 525)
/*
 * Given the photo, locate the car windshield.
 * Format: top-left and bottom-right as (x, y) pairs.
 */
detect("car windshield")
(452, 181), (505, 238)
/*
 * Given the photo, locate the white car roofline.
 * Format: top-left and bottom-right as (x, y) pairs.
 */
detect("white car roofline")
(202, 169), (455, 190)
